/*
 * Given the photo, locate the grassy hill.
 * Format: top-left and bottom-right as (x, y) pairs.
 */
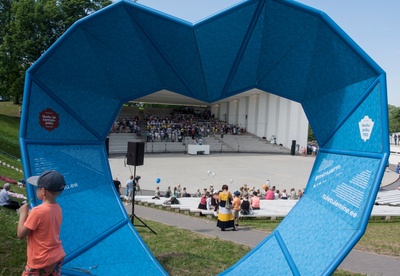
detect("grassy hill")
(0, 101), (21, 158)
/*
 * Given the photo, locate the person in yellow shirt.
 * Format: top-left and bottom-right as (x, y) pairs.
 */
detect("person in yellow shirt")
(216, 185), (236, 231)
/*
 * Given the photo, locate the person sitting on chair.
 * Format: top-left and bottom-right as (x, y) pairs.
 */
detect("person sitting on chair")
(240, 195), (251, 215)
(197, 192), (208, 210)
(250, 191), (260, 210)
(152, 186), (161, 199)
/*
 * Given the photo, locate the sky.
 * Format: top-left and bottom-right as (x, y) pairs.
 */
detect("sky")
(130, 0), (400, 107)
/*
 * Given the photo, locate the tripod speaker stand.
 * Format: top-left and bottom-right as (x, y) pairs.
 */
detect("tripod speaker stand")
(127, 142), (156, 235)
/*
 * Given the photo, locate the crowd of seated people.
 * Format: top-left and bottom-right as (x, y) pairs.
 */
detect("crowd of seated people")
(110, 107), (247, 142)
(110, 115), (142, 136)
(146, 182), (304, 220)
(144, 109), (246, 143)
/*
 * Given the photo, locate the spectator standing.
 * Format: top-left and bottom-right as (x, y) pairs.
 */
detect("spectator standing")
(18, 170), (66, 276)
(206, 193), (212, 210)
(125, 176), (134, 205)
(211, 190), (219, 211)
(301, 147), (307, 156)
(232, 191), (241, 227)
(216, 185), (236, 231)
(113, 178), (121, 195)
(134, 176), (141, 194)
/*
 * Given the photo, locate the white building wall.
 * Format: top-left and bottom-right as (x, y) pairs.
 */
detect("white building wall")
(219, 91), (307, 150)
(237, 97), (248, 129)
(256, 93), (268, 138)
(277, 97), (288, 147)
(266, 94), (278, 140)
(210, 104), (219, 119)
(287, 101), (301, 150)
(219, 102), (229, 122)
(298, 105), (309, 149)
(248, 94), (259, 134)
(228, 100), (239, 124)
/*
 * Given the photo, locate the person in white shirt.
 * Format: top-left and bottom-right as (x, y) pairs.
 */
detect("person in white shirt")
(0, 183), (20, 210)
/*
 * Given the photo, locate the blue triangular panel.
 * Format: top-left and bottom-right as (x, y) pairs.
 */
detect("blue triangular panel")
(195, 3), (257, 102)
(305, 22), (377, 99)
(228, 9), (263, 94)
(304, 77), (376, 143)
(33, 29), (122, 137)
(63, 224), (166, 275)
(25, 82), (99, 141)
(130, 8), (208, 101)
(129, 8), (195, 98)
(254, 2), (319, 101)
(224, 235), (292, 275)
(78, 4), (165, 100)
(324, 83), (384, 152)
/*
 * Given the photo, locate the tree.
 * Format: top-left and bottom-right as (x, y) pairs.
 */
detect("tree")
(0, 0), (111, 104)
(0, 0), (12, 44)
(388, 104), (400, 133)
(308, 124), (316, 142)
(0, 0), (12, 99)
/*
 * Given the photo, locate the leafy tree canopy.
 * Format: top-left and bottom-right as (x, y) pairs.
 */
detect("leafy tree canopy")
(388, 104), (400, 133)
(0, 0), (112, 104)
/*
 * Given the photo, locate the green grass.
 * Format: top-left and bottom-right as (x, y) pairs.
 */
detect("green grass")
(137, 220), (251, 275)
(0, 102), (21, 158)
(0, 186), (28, 276)
(355, 217), (400, 257)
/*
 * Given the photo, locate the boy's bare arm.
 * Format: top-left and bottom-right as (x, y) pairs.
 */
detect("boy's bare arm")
(17, 204), (30, 239)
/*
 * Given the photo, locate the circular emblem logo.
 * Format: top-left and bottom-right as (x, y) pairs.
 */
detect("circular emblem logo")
(39, 108), (59, 131)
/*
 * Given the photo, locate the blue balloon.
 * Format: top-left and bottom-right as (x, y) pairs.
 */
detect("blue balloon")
(156, 178), (161, 183)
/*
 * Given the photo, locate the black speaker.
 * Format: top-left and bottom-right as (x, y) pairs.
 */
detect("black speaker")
(127, 142), (145, 166)
(291, 140), (296, 156)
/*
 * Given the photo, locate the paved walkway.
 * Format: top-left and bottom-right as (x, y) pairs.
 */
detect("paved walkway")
(110, 146), (400, 276)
